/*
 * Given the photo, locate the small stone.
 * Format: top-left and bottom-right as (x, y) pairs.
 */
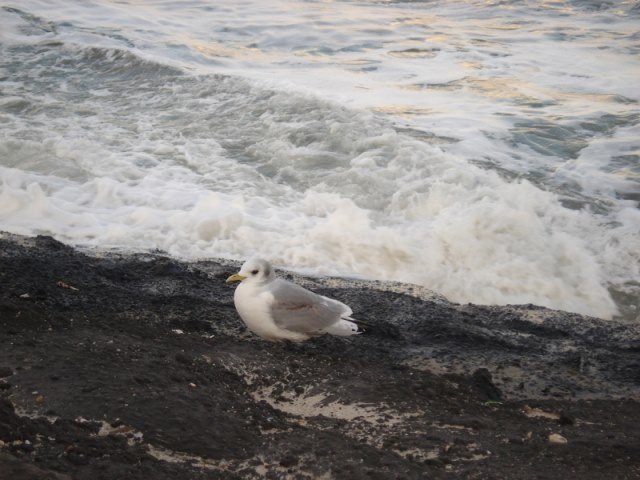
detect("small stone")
(19, 293), (30, 299)
(56, 280), (71, 289)
(548, 433), (568, 444)
(35, 394), (45, 404)
(558, 414), (575, 426)
(0, 366), (13, 378)
(279, 455), (298, 468)
(189, 382), (197, 388)
(175, 353), (192, 365)
(471, 368), (502, 401)
(19, 441), (34, 453)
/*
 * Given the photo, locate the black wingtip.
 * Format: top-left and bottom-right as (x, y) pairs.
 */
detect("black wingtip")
(351, 318), (372, 332)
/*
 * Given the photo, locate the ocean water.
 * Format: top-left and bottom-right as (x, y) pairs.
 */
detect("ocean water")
(1, 0), (638, 321)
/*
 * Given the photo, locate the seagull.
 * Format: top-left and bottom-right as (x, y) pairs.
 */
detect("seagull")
(226, 257), (362, 342)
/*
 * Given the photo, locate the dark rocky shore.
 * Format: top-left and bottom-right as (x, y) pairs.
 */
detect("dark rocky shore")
(0, 234), (638, 479)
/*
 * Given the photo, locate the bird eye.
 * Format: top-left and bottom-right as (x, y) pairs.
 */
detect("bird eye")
(251, 269), (259, 275)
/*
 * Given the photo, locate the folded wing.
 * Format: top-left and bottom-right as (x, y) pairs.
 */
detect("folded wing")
(268, 278), (352, 334)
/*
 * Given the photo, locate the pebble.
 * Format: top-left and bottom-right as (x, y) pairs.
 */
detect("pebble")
(20, 442), (35, 453)
(548, 433), (568, 444)
(0, 366), (13, 378)
(558, 414), (575, 426)
(175, 353), (193, 365)
(279, 455), (298, 468)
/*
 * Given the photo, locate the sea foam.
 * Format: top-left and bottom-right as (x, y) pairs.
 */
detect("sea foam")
(1, 1), (638, 321)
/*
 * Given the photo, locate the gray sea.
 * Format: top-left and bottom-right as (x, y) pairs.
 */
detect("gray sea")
(1, 0), (638, 321)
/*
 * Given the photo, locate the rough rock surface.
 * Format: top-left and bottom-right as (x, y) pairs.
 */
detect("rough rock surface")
(0, 233), (638, 479)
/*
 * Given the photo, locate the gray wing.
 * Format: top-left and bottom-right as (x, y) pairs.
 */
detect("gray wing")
(268, 278), (352, 334)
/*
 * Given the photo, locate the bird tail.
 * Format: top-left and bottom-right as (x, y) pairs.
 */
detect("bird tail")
(324, 317), (368, 336)
(348, 317), (372, 330)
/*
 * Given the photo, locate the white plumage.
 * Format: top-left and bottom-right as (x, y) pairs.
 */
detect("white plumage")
(226, 257), (361, 342)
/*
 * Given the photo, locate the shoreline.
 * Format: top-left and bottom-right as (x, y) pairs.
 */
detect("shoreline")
(1, 233), (638, 479)
(3, 231), (628, 323)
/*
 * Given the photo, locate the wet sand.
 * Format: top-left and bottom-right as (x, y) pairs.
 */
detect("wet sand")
(1, 233), (638, 479)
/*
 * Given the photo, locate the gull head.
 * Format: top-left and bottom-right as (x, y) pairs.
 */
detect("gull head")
(226, 257), (275, 285)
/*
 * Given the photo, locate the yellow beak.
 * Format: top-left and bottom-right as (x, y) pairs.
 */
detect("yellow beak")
(225, 273), (246, 283)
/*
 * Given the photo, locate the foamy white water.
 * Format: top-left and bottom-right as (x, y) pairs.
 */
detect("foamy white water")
(1, 0), (639, 320)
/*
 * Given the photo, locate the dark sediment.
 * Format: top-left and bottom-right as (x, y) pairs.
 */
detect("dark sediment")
(0, 233), (638, 479)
